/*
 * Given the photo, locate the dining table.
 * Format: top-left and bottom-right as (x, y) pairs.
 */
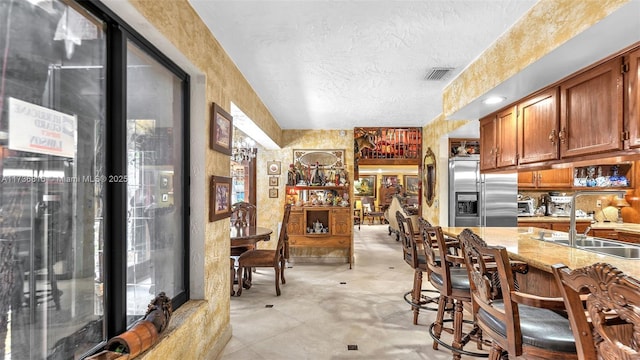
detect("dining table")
(230, 226), (273, 296)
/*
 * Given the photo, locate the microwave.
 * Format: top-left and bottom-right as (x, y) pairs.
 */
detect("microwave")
(517, 199), (535, 217)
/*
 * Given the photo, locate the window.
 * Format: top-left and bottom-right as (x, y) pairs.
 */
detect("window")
(125, 41), (186, 326)
(0, 1), (189, 358)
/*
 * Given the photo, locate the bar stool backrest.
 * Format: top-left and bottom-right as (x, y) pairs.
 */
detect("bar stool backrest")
(552, 262), (640, 360)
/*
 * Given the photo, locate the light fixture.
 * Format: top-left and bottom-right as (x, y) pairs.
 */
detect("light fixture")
(232, 137), (256, 163)
(613, 196), (630, 223)
(482, 96), (506, 105)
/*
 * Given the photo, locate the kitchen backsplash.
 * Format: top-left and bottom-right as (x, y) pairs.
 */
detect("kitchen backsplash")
(519, 191), (623, 223)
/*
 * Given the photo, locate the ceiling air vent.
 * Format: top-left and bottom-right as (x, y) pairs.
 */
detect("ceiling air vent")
(424, 67), (454, 81)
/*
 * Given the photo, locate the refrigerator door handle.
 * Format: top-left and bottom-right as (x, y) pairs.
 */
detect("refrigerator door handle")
(480, 175), (487, 226)
(475, 161), (480, 192)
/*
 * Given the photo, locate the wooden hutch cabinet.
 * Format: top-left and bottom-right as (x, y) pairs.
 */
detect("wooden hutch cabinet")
(286, 186), (352, 267)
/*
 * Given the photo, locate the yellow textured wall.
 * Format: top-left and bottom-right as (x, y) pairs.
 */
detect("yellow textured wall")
(443, 0), (629, 117)
(421, 115), (472, 225)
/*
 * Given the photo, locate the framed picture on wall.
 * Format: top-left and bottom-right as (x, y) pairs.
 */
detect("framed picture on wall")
(269, 188), (279, 198)
(210, 102), (233, 155)
(210, 176), (232, 221)
(269, 176), (279, 186)
(267, 160), (281, 175)
(354, 175), (376, 197)
(382, 175), (398, 187)
(404, 175), (419, 196)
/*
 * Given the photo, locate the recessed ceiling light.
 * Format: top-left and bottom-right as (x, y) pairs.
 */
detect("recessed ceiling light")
(482, 96), (506, 105)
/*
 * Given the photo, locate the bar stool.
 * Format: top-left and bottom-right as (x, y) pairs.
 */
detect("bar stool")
(553, 262), (640, 360)
(396, 212), (438, 325)
(459, 228), (575, 359)
(421, 224), (488, 359)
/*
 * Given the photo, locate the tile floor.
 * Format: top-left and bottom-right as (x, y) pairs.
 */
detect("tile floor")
(220, 224), (489, 360)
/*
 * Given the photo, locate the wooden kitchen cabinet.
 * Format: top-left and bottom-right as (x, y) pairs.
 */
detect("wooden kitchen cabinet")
(591, 228), (618, 240)
(551, 222), (591, 234)
(518, 88), (560, 164)
(517, 168), (572, 189)
(559, 57), (624, 158)
(479, 116), (497, 171)
(479, 106), (517, 171)
(517, 220), (590, 233)
(626, 47), (640, 148)
(517, 221), (551, 230)
(616, 231), (640, 244)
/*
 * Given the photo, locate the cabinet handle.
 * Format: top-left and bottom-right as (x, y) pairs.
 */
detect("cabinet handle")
(549, 129), (557, 145)
(559, 127), (567, 144)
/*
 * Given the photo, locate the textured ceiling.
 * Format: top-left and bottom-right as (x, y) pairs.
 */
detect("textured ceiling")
(189, 0), (537, 130)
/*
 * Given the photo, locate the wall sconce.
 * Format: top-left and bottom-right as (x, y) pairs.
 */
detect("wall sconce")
(613, 196), (630, 223)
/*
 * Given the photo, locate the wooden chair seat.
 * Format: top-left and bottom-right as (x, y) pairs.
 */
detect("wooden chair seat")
(476, 300), (576, 353)
(238, 249), (280, 267)
(427, 267), (470, 295)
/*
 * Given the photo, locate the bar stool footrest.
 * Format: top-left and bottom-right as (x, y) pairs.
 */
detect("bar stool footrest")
(403, 289), (440, 311)
(429, 318), (490, 358)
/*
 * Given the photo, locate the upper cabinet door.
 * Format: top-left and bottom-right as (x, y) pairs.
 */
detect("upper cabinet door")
(496, 106), (518, 168)
(559, 57), (624, 158)
(626, 47), (640, 148)
(518, 88), (560, 164)
(479, 116), (497, 171)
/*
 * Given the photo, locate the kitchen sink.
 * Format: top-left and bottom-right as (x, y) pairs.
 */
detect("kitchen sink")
(531, 233), (619, 247)
(580, 246), (640, 259)
(550, 238), (624, 247)
(531, 232), (640, 259)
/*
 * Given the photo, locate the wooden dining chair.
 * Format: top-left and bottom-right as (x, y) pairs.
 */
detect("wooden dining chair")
(230, 202), (258, 293)
(552, 262), (640, 360)
(361, 196), (384, 224)
(458, 228), (577, 360)
(236, 204), (291, 296)
(231, 201), (256, 228)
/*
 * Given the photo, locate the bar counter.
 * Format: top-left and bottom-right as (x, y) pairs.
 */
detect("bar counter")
(441, 227), (640, 295)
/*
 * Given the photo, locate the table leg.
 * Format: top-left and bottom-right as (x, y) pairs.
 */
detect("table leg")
(242, 267), (252, 289)
(230, 258), (236, 296)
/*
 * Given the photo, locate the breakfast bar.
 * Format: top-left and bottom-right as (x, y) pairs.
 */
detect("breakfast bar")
(441, 226), (640, 297)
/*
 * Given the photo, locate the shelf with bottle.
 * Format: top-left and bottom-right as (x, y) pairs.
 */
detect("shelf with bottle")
(572, 164), (632, 188)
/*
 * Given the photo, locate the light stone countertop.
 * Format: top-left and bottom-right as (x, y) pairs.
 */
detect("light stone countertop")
(518, 217), (640, 234)
(517, 216), (592, 223)
(441, 227), (640, 278)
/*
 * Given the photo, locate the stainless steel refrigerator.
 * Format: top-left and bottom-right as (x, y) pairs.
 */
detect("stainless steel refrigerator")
(448, 155), (517, 227)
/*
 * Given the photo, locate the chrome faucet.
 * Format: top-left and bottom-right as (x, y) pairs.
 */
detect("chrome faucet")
(569, 190), (625, 247)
